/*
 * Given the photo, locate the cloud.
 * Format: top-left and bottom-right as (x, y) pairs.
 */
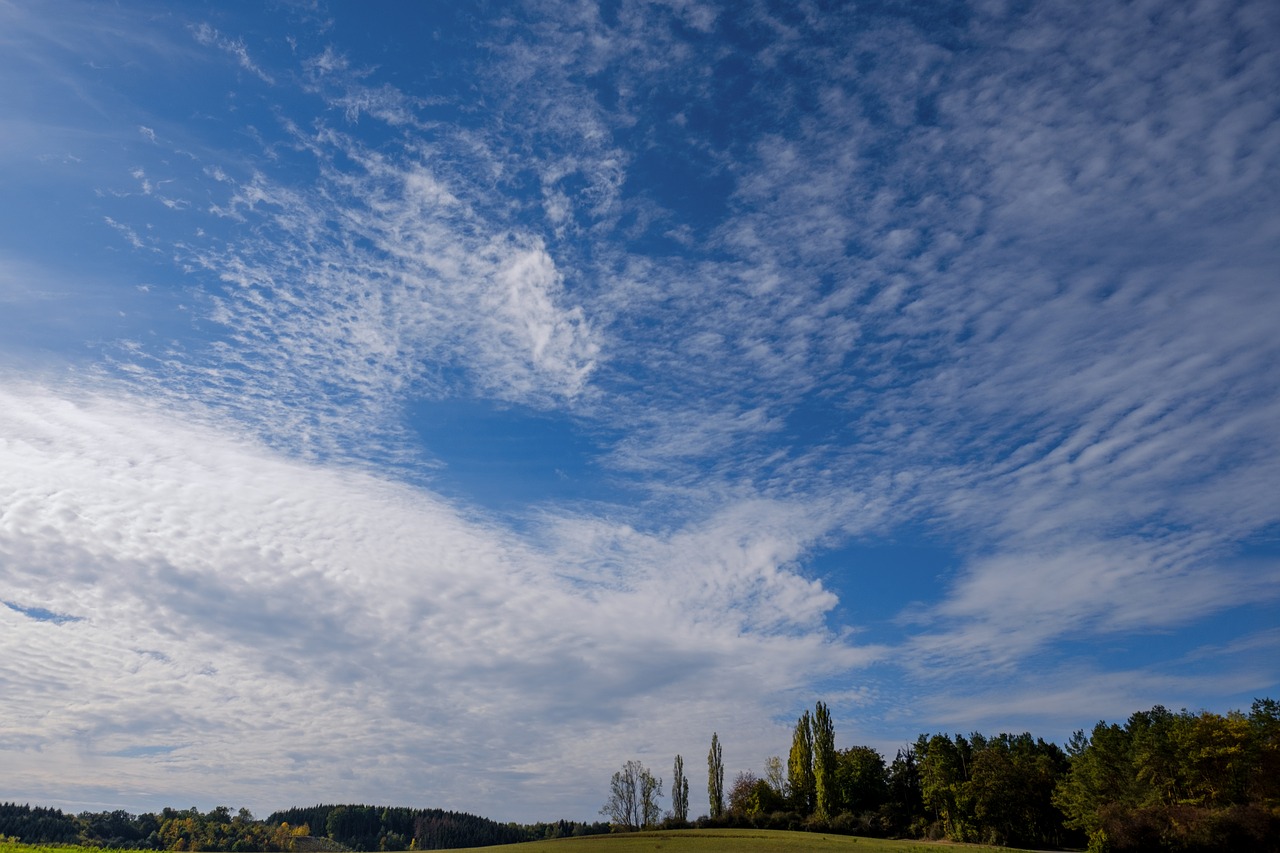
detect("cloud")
(133, 0), (1280, 678)
(110, 123), (602, 462)
(576, 0), (1280, 676)
(0, 381), (864, 818)
(191, 23), (275, 84)
(905, 541), (1280, 673)
(3, 0), (1278, 818)
(915, 661), (1278, 737)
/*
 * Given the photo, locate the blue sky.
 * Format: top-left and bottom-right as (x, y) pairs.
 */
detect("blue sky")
(1, 0), (1278, 824)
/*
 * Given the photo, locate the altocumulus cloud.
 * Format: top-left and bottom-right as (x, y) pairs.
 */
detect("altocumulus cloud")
(1, 0), (1279, 824)
(0, 383), (865, 817)
(116, 124), (600, 462)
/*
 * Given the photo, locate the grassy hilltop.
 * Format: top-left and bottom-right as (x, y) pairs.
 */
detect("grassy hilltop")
(1, 833), (1045, 853)
(448, 828), (1042, 853)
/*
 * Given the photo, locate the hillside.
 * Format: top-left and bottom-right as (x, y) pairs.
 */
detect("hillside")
(447, 829), (1044, 853)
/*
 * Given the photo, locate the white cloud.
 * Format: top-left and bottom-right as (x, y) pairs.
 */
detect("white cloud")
(3, 0), (1278, 817)
(0, 381), (865, 818)
(113, 124), (603, 461)
(915, 661), (1278, 738)
(905, 542), (1280, 673)
(191, 23), (275, 84)
(488, 244), (598, 398)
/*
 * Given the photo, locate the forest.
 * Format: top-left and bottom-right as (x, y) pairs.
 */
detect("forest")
(0, 804), (607, 852)
(607, 699), (1280, 852)
(3, 698), (1277, 853)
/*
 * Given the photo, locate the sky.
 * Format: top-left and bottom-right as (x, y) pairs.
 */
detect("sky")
(1, 0), (1278, 825)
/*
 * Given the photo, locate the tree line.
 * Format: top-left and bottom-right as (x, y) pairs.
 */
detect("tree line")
(0, 805), (307, 851)
(5, 697), (1277, 853)
(601, 698), (1280, 852)
(0, 803), (608, 851)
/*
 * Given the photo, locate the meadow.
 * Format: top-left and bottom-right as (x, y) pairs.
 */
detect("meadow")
(449, 828), (1044, 853)
(1, 832), (1047, 853)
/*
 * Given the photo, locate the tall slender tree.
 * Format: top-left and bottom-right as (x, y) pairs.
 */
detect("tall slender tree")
(788, 711), (815, 814)
(813, 701), (837, 818)
(708, 733), (725, 819)
(671, 754), (689, 822)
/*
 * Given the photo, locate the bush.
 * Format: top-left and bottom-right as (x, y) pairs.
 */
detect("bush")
(1093, 803), (1280, 853)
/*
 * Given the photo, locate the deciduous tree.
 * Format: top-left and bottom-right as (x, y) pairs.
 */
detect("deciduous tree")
(834, 745), (888, 816)
(708, 733), (725, 819)
(671, 754), (689, 822)
(788, 710), (815, 814)
(601, 760), (663, 831)
(764, 755), (788, 800)
(813, 701), (837, 818)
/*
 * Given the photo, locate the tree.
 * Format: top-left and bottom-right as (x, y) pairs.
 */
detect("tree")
(788, 710), (815, 814)
(1053, 721), (1134, 848)
(813, 701), (837, 818)
(671, 754), (690, 822)
(917, 733), (967, 837)
(708, 733), (725, 819)
(884, 746), (923, 834)
(834, 746), (888, 816)
(601, 760), (663, 831)
(727, 771), (760, 817)
(764, 755), (789, 800)
(727, 771), (786, 819)
(966, 733), (1068, 848)
(640, 766), (664, 830)
(1250, 697), (1280, 805)
(1053, 702), (1280, 853)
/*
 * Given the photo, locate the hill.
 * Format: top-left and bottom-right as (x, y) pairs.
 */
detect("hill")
(447, 828), (1045, 853)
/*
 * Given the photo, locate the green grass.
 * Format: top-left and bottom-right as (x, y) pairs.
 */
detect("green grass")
(0, 844), (143, 853)
(451, 829), (1043, 853)
(1, 833), (1048, 853)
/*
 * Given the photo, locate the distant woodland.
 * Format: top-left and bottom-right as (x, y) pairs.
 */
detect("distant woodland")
(653, 698), (1280, 853)
(0, 804), (607, 852)
(3, 698), (1277, 853)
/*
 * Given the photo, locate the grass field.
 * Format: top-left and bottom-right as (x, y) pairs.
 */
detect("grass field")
(451, 829), (1045, 853)
(0, 844), (124, 853)
(1, 832), (1047, 853)
(1, 844), (110, 853)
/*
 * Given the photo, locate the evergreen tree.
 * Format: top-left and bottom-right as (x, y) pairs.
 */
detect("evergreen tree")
(708, 732), (725, 819)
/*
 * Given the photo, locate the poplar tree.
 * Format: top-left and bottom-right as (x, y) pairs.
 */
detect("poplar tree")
(708, 733), (725, 819)
(788, 710), (815, 814)
(672, 754), (690, 821)
(813, 701), (837, 818)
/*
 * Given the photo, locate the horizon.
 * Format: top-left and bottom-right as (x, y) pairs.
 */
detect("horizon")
(1, 0), (1278, 825)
